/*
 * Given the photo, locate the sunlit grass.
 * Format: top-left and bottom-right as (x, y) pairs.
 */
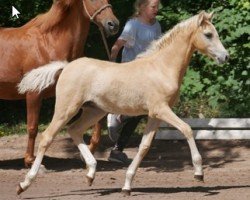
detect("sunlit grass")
(0, 122), (109, 137)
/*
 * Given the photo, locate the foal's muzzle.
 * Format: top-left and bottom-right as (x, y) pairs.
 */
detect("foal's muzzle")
(215, 51), (230, 64)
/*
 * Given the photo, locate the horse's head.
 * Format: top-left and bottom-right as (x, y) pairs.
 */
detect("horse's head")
(192, 11), (229, 64)
(83, 0), (119, 36)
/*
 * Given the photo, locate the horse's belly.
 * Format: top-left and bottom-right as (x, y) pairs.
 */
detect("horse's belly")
(95, 97), (148, 116)
(0, 83), (25, 100)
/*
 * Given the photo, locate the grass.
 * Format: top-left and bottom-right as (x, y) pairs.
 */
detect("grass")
(0, 122), (47, 137)
(0, 122), (110, 138)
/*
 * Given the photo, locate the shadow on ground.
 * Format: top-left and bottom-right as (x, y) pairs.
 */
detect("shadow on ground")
(0, 135), (249, 172)
(21, 185), (250, 199)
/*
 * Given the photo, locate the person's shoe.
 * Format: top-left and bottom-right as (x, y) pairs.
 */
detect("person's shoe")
(107, 114), (123, 142)
(108, 149), (129, 164)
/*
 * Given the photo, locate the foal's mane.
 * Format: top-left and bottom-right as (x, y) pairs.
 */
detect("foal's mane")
(24, 0), (77, 31)
(139, 14), (199, 58)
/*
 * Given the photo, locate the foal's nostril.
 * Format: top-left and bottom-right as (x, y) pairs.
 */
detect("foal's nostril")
(225, 54), (229, 61)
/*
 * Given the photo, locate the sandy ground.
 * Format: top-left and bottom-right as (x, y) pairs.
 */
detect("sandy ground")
(0, 134), (250, 200)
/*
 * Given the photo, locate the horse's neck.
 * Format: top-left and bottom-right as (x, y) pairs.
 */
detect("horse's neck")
(46, 1), (90, 58)
(157, 31), (195, 85)
(50, 1), (88, 32)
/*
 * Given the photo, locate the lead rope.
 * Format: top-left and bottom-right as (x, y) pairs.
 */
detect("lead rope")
(99, 27), (111, 60)
(83, 1), (112, 60)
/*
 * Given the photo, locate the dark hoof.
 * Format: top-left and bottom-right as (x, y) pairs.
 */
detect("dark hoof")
(24, 163), (32, 168)
(86, 176), (94, 186)
(194, 175), (204, 182)
(24, 156), (35, 168)
(121, 189), (131, 196)
(17, 184), (24, 195)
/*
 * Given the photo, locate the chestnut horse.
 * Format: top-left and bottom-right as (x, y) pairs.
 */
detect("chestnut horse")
(0, 0), (119, 167)
(18, 11), (229, 195)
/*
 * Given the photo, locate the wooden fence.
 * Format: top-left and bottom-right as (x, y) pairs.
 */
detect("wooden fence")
(155, 118), (250, 140)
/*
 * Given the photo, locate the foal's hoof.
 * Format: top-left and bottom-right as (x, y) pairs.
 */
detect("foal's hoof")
(86, 176), (94, 186)
(194, 175), (204, 182)
(121, 189), (131, 196)
(16, 184), (24, 195)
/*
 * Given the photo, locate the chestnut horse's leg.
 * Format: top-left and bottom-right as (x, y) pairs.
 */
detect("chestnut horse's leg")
(88, 122), (102, 153)
(24, 92), (42, 168)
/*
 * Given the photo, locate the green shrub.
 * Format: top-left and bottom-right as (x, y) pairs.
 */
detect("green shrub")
(158, 0), (250, 117)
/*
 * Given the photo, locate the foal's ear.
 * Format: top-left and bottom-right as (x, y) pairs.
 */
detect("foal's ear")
(198, 10), (214, 26)
(197, 10), (206, 26)
(207, 11), (214, 21)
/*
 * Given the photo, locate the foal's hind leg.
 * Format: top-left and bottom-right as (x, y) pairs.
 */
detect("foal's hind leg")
(17, 98), (83, 194)
(17, 118), (67, 194)
(156, 105), (203, 181)
(68, 106), (106, 186)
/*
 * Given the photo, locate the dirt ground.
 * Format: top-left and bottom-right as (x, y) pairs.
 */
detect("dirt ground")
(0, 134), (250, 200)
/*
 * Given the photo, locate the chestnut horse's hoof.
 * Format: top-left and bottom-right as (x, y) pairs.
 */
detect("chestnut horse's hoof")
(24, 155), (35, 168)
(24, 162), (33, 168)
(86, 175), (94, 186)
(194, 175), (204, 182)
(16, 184), (24, 195)
(121, 189), (131, 196)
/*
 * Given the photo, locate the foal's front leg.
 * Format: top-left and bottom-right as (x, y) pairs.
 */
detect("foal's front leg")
(122, 118), (161, 195)
(157, 105), (203, 181)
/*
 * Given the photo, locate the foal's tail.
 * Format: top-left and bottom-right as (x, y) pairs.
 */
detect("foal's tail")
(18, 61), (68, 94)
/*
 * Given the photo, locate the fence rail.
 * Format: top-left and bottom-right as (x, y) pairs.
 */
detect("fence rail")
(155, 118), (250, 140)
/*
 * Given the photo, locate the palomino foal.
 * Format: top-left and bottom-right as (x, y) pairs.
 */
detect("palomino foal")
(17, 11), (228, 195)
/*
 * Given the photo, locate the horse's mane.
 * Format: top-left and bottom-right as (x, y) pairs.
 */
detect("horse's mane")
(138, 14), (199, 58)
(23, 0), (76, 31)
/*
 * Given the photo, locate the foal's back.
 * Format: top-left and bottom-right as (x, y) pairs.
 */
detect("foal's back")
(56, 57), (163, 115)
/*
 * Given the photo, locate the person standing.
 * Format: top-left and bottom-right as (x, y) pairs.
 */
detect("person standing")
(107, 0), (162, 163)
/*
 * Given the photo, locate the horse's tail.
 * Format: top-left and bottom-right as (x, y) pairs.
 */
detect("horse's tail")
(18, 61), (68, 94)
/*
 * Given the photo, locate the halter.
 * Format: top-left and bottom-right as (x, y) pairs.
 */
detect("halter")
(83, 3), (112, 22)
(82, 1), (112, 60)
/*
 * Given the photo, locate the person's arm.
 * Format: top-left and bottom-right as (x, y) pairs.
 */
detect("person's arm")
(110, 39), (126, 62)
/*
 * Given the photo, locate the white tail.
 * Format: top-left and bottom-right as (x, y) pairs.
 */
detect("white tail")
(18, 61), (68, 94)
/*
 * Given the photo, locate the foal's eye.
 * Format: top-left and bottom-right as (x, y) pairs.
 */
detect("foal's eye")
(205, 32), (213, 39)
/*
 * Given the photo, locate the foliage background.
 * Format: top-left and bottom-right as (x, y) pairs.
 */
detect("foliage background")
(0, 0), (249, 135)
